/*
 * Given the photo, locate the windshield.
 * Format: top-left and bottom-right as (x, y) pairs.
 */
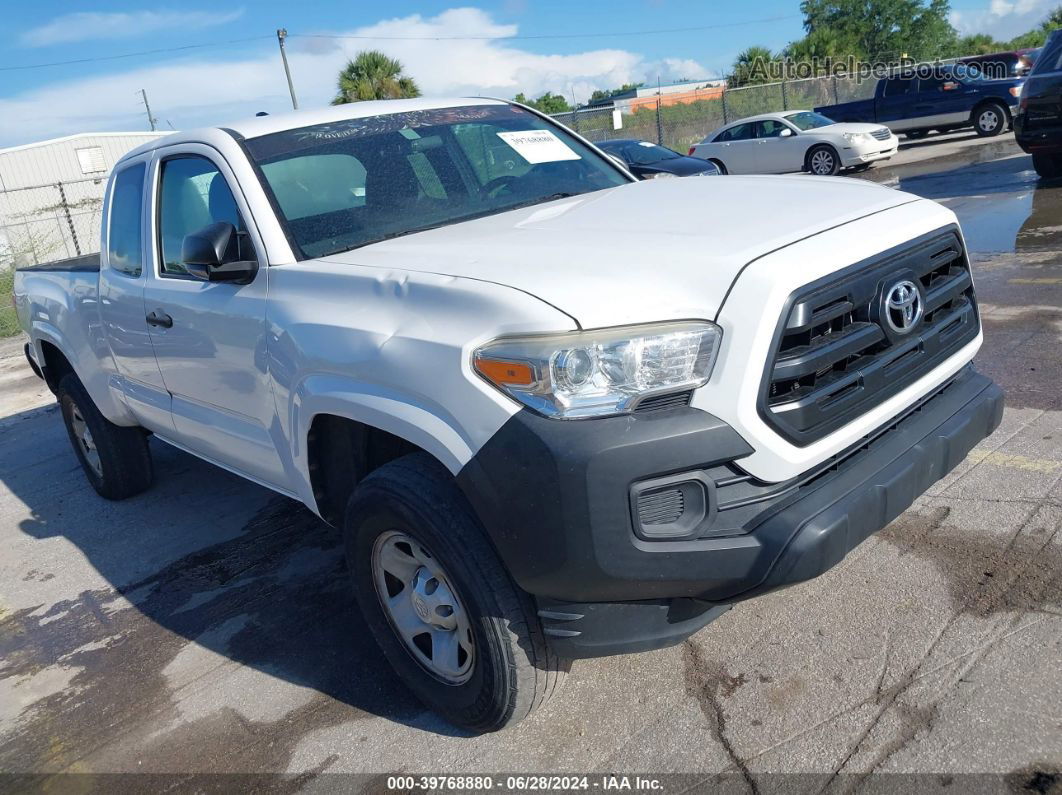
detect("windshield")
(784, 111), (835, 131)
(244, 104), (629, 259)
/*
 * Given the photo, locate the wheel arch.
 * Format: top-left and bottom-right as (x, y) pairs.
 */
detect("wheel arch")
(292, 374), (509, 526)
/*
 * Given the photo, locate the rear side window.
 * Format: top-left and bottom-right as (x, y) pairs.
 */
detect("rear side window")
(716, 123), (753, 142)
(1033, 32), (1062, 75)
(108, 163), (145, 277)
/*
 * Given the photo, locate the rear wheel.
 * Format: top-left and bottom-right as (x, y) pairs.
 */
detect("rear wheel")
(973, 103), (1007, 137)
(58, 373), (153, 500)
(806, 144), (840, 176)
(708, 159), (727, 175)
(1032, 152), (1062, 179)
(344, 452), (568, 733)
(905, 129), (930, 140)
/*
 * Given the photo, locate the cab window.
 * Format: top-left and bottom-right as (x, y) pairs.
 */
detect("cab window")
(883, 76), (915, 96)
(157, 156), (246, 277)
(108, 163), (145, 277)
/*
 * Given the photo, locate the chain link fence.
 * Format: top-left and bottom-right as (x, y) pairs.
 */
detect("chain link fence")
(552, 73), (880, 155)
(0, 176), (105, 335)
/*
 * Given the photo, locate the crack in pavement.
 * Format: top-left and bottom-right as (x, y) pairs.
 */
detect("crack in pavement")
(681, 640), (758, 795)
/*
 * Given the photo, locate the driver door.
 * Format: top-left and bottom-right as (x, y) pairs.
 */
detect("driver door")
(142, 145), (286, 488)
(753, 119), (803, 173)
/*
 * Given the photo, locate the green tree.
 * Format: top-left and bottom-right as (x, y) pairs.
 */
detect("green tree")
(729, 46), (780, 86)
(799, 0), (957, 62)
(588, 83), (644, 103)
(512, 91), (572, 113)
(956, 33), (1003, 55)
(331, 51), (421, 105)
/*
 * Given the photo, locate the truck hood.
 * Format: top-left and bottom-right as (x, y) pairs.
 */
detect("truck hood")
(321, 176), (920, 328)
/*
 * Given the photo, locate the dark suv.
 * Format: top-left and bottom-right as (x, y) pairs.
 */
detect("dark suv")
(1015, 29), (1062, 178)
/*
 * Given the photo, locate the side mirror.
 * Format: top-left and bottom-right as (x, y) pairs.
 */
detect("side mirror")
(181, 221), (257, 284)
(780, 128), (794, 137)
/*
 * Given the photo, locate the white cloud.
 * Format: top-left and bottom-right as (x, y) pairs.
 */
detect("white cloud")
(950, 0), (1051, 39)
(20, 9), (246, 48)
(0, 8), (710, 147)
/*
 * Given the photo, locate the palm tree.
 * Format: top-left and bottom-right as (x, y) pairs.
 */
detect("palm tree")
(331, 51), (421, 105)
(730, 46), (778, 87)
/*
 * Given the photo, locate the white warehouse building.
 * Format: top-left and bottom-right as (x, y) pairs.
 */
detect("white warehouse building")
(0, 132), (163, 268)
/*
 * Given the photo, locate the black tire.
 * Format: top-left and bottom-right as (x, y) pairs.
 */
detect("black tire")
(973, 102), (1008, 137)
(708, 159), (728, 175)
(57, 373), (153, 500)
(850, 162), (873, 172)
(806, 144), (840, 176)
(1032, 152), (1062, 179)
(905, 129), (929, 140)
(344, 452), (568, 733)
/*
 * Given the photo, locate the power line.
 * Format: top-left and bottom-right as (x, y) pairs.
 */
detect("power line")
(288, 15), (801, 42)
(0, 14), (801, 72)
(0, 35), (273, 72)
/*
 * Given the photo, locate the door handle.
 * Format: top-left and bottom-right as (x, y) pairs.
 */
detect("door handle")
(145, 310), (173, 329)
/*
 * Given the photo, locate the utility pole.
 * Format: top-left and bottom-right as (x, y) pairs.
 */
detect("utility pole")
(277, 28), (299, 110)
(138, 88), (158, 131)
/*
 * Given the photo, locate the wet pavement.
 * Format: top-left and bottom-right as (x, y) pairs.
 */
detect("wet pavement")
(0, 144), (1060, 790)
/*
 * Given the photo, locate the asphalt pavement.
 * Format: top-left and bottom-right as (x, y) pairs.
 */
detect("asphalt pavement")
(0, 133), (1059, 792)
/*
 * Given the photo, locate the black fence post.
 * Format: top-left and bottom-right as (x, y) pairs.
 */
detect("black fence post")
(781, 79), (788, 111)
(56, 182), (81, 257)
(722, 89), (730, 125)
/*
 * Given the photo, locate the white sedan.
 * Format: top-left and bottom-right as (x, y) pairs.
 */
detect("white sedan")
(689, 110), (899, 176)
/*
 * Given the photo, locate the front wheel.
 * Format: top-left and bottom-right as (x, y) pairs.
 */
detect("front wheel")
(1032, 152), (1062, 179)
(973, 103), (1007, 137)
(806, 144), (840, 176)
(344, 452), (568, 733)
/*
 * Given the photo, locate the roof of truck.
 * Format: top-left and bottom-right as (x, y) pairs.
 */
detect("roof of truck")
(122, 96), (508, 159)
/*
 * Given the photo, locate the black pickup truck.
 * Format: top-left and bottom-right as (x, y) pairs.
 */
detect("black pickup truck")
(816, 64), (1024, 139)
(1015, 29), (1062, 178)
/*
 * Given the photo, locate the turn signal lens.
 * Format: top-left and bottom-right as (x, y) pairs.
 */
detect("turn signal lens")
(475, 358), (535, 386)
(473, 321), (722, 419)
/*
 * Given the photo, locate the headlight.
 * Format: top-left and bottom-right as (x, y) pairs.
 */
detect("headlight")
(643, 172), (677, 180)
(473, 321), (722, 419)
(843, 132), (873, 144)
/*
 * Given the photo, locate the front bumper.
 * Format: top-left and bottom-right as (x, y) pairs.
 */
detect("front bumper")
(841, 142), (898, 167)
(458, 366), (1002, 657)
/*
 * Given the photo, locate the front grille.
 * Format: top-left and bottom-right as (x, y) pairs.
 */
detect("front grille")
(871, 128), (892, 140)
(761, 227), (978, 446)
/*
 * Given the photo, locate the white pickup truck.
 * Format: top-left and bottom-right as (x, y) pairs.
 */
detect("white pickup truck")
(14, 97), (1002, 732)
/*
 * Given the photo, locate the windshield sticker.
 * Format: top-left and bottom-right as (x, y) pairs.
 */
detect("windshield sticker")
(496, 130), (580, 164)
(637, 141), (655, 147)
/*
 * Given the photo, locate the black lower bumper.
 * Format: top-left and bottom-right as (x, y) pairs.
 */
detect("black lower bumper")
(459, 367), (1003, 658)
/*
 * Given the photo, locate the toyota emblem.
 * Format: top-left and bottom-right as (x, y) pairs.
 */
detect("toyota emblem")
(884, 280), (923, 334)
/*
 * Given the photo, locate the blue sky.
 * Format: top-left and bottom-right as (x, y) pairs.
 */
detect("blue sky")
(0, 1), (1054, 147)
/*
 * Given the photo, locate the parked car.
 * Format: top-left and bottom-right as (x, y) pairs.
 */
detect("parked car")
(689, 110), (898, 175)
(14, 97), (1002, 733)
(959, 49), (1039, 79)
(596, 138), (721, 178)
(1015, 29), (1062, 178)
(815, 63), (1025, 138)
